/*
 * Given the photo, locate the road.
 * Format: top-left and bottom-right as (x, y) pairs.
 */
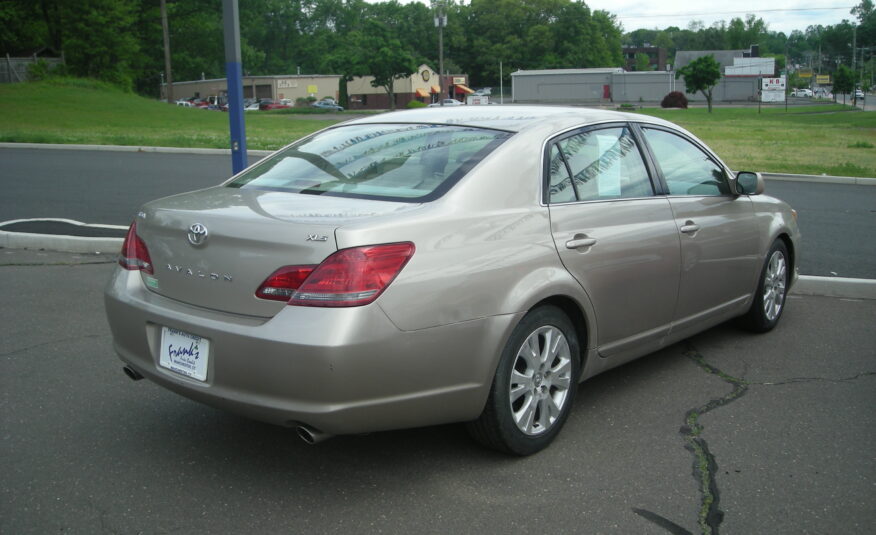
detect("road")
(3, 147), (874, 278)
(0, 248), (873, 534)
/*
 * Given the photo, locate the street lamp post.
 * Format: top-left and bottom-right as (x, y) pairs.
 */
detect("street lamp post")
(433, 1), (447, 105)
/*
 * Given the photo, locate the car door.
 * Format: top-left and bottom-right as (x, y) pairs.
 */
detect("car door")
(639, 126), (761, 335)
(547, 124), (681, 358)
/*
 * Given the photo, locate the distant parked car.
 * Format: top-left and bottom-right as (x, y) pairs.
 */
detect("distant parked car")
(259, 99), (290, 111)
(855, 89), (865, 99)
(311, 100), (344, 111)
(791, 88), (813, 97)
(243, 99), (260, 111)
(428, 99), (464, 107)
(175, 99), (194, 107)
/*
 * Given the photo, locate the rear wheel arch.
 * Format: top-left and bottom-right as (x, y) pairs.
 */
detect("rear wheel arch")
(776, 233), (795, 277)
(530, 295), (590, 371)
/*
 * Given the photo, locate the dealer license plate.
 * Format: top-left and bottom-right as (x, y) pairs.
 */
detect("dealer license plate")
(159, 327), (210, 382)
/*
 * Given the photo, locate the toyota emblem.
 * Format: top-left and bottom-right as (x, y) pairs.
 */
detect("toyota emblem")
(187, 223), (208, 246)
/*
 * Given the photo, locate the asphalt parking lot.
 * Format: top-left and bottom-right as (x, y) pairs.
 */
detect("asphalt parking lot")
(1, 248), (874, 534)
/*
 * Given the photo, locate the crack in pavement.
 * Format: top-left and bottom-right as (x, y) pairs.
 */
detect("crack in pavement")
(634, 342), (749, 535)
(751, 371), (876, 386)
(0, 334), (108, 358)
(680, 343), (748, 535)
(636, 343), (875, 535)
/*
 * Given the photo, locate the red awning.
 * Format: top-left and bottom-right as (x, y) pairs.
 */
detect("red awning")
(430, 85), (441, 94)
(455, 84), (474, 94)
(415, 88), (430, 98)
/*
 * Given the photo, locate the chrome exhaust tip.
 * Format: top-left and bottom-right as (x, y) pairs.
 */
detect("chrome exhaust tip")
(123, 365), (144, 381)
(296, 424), (332, 445)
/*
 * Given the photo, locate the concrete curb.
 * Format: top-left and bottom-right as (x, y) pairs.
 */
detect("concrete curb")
(0, 231), (123, 254)
(0, 142), (274, 157)
(763, 172), (876, 186)
(793, 275), (876, 300)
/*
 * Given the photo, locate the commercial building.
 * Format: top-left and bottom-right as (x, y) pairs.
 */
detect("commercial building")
(512, 45), (768, 105)
(160, 74), (342, 102)
(347, 64), (472, 110)
(162, 64), (472, 109)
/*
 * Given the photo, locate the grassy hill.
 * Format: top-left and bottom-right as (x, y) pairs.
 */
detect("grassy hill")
(0, 78), (342, 150)
(1, 78), (874, 177)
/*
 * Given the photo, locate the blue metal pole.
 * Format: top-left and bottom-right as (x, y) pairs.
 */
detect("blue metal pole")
(222, 0), (247, 174)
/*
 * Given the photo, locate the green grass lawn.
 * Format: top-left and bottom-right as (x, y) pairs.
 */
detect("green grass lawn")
(0, 78), (343, 150)
(2, 78), (875, 177)
(637, 106), (876, 177)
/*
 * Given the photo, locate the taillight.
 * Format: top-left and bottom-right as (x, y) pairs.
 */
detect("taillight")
(118, 221), (154, 274)
(255, 242), (415, 307)
(255, 265), (315, 301)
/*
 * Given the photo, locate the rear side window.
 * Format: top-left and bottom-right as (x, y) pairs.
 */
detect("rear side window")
(227, 124), (511, 202)
(548, 126), (653, 203)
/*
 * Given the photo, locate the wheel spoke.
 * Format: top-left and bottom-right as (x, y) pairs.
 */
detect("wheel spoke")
(536, 397), (551, 430)
(509, 370), (531, 403)
(515, 395), (537, 432)
(540, 328), (554, 365)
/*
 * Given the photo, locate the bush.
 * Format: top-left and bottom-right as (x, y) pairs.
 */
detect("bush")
(661, 91), (688, 109)
(407, 100), (427, 108)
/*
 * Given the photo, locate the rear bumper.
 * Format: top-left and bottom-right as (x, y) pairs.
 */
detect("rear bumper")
(104, 268), (519, 435)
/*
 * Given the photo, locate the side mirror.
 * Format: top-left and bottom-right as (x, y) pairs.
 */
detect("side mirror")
(735, 171), (764, 195)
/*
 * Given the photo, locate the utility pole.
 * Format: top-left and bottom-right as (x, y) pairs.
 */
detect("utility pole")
(222, 0), (247, 174)
(160, 0), (173, 104)
(499, 60), (503, 104)
(433, 1), (447, 105)
(852, 26), (857, 105)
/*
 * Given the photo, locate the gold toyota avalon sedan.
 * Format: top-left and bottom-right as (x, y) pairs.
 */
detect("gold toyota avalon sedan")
(105, 106), (799, 455)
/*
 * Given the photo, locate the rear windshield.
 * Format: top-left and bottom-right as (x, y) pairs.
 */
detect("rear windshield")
(227, 123), (512, 202)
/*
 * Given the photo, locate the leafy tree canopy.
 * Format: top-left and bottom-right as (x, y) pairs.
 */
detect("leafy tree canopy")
(676, 54), (721, 112)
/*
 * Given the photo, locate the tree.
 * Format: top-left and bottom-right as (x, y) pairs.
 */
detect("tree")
(634, 52), (651, 71)
(330, 20), (416, 109)
(833, 64), (855, 104)
(676, 54), (722, 112)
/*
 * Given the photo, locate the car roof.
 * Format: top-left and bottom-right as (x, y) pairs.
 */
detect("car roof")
(345, 105), (678, 133)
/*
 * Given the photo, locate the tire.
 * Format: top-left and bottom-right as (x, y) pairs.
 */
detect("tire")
(467, 305), (581, 455)
(740, 239), (790, 333)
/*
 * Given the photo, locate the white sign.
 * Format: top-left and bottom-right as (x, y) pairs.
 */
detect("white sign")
(761, 76), (786, 102)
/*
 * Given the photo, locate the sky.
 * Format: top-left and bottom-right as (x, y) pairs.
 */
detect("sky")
(377, 1), (859, 36)
(585, 1), (858, 35)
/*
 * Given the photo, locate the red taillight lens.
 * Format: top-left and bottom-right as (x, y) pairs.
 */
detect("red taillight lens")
(255, 265), (315, 301)
(118, 221), (154, 274)
(289, 242), (415, 307)
(255, 242), (415, 307)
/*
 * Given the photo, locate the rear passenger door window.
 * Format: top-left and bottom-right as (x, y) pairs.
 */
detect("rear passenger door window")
(642, 128), (731, 196)
(548, 126), (654, 203)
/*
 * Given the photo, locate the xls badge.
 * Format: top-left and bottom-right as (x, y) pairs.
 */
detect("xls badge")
(187, 223), (208, 246)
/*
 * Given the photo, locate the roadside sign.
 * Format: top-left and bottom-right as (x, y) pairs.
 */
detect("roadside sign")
(761, 76), (786, 102)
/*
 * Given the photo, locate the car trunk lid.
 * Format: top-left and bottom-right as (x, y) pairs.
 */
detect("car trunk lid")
(134, 186), (416, 317)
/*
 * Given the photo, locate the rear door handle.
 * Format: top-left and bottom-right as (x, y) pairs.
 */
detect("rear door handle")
(565, 237), (597, 249)
(680, 222), (700, 234)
